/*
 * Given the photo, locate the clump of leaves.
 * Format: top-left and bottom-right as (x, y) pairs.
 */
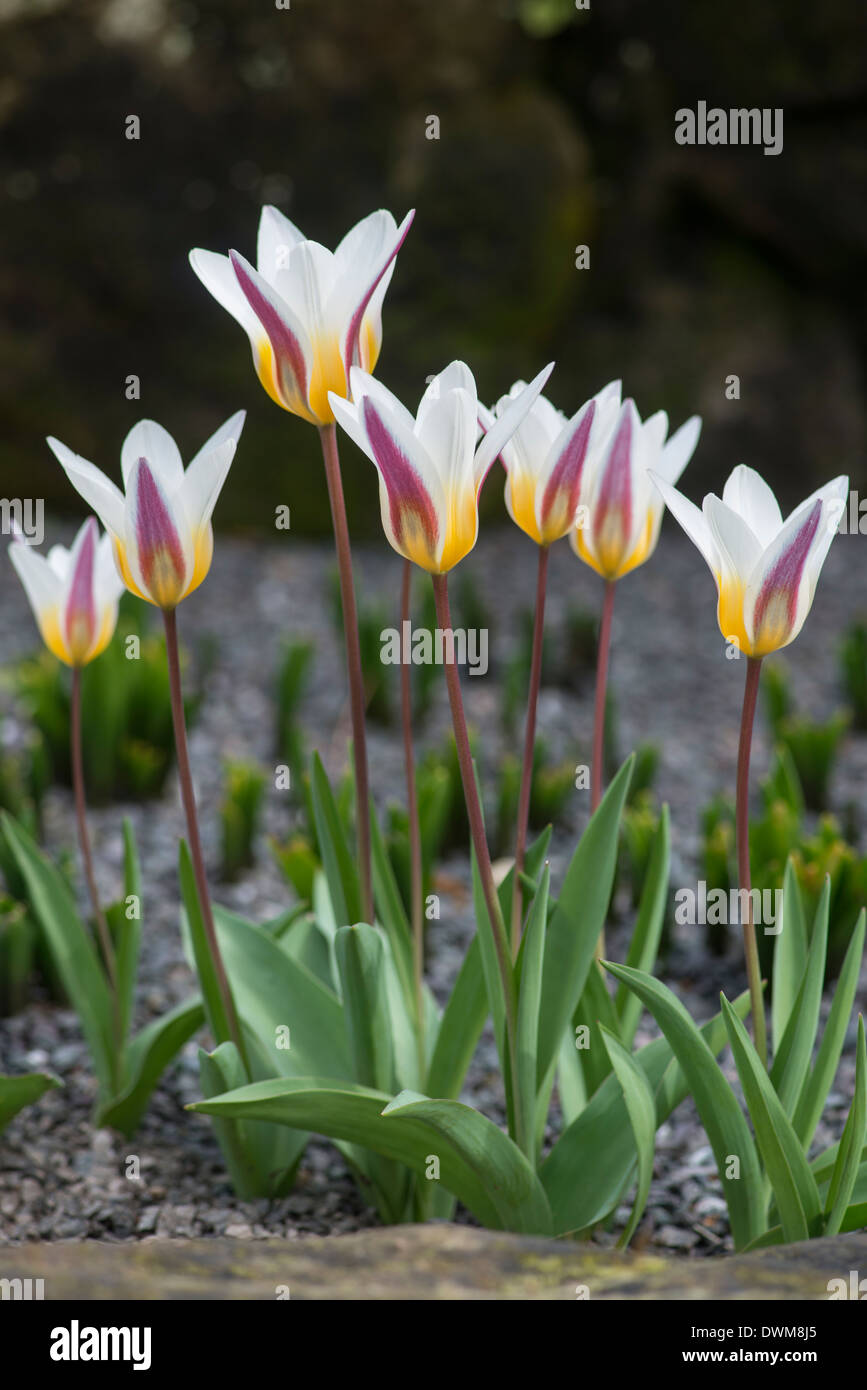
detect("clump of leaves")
(762, 663), (849, 811)
(220, 760), (267, 882)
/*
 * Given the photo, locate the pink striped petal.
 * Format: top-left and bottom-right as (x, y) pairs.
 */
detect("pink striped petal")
(128, 459), (189, 608)
(229, 250), (311, 412)
(341, 210), (415, 375)
(63, 518), (98, 661)
(746, 501), (821, 653)
(538, 399), (596, 537)
(361, 397), (440, 565)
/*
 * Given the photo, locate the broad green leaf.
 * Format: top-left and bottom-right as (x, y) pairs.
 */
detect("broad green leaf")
(514, 863), (549, 1161)
(615, 804), (670, 1048)
(541, 991), (750, 1235)
(574, 960), (620, 1097)
(722, 995), (823, 1244)
(369, 802), (414, 1007)
(599, 1026), (656, 1248)
(426, 936), (487, 1100)
(276, 914), (334, 989)
(606, 964), (764, 1249)
(794, 910), (866, 1149)
(0, 1072), (62, 1131)
(198, 1044), (302, 1200)
(556, 1027), (587, 1129)
(536, 757), (633, 1088)
(769, 877), (829, 1116)
(190, 1078), (552, 1234)
(824, 1016), (866, 1237)
(3, 813), (116, 1095)
(213, 906), (348, 1080)
(310, 753), (362, 927)
(96, 996), (204, 1137)
(114, 817), (142, 1046)
(335, 924), (394, 1093)
(771, 858), (807, 1053)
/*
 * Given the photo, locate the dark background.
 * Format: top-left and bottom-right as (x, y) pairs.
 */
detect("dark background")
(1, 0), (865, 534)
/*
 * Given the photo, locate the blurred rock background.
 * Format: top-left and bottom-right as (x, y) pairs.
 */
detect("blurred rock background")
(0, 0), (864, 533)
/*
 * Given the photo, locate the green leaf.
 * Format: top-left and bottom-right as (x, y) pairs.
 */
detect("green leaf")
(198, 1044), (303, 1199)
(335, 924), (394, 1093)
(722, 995), (823, 1244)
(771, 858), (807, 1053)
(514, 863), (550, 1161)
(615, 804), (670, 1048)
(769, 877), (830, 1116)
(605, 964), (764, 1249)
(556, 1026), (587, 1129)
(212, 906), (349, 1080)
(599, 1026), (656, 1248)
(574, 960), (620, 1097)
(310, 753), (362, 927)
(794, 910), (866, 1149)
(178, 841), (236, 1058)
(114, 817), (142, 1046)
(536, 756), (633, 1088)
(369, 804), (414, 1008)
(541, 991), (751, 1235)
(3, 812), (116, 1095)
(190, 1078), (553, 1234)
(0, 1072), (62, 1132)
(824, 1016), (867, 1237)
(96, 996), (204, 1137)
(426, 937), (488, 1100)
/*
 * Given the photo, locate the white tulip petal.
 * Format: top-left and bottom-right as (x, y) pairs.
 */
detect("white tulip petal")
(649, 472), (719, 576)
(48, 439), (126, 539)
(121, 419), (185, 491)
(703, 494), (764, 582)
(657, 415), (702, 488)
(189, 248), (260, 340)
(187, 410), (246, 472)
(473, 362), (555, 486)
(722, 464), (783, 547)
(256, 205), (307, 284)
(179, 439), (236, 532)
(9, 540), (62, 626)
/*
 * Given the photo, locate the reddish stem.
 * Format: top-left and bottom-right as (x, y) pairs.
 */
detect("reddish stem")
(318, 424), (374, 924)
(736, 655), (767, 1067)
(163, 608), (247, 1071)
(591, 579), (616, 813)
(511, 544), (549, 956)
(400, 560), (425, 1071)
(432, 573), (521, 1142)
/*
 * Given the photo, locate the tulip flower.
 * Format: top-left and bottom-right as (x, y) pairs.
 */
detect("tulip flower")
(329, 361), (554, 573)
(47, 415), (244, 612)
(651, 464), (848, 1066)
(9, 517), (123, 669)
(49, 416), (247, 1070)
(190, 208), (414, 924)
(569, 398), (701, 813)
(331, 358), (553, 1159)
(9, 518), (123, 1029)
(190, 206), (413, 428)
(478, 378), (621, 952)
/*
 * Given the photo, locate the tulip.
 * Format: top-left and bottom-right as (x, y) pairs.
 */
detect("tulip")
(9, 518), (123, 1034)
(569, 398), (701, 810)
(478, 379), (621, 952)
(47, 414), (244, 612)
(9, 517), (123, 669)
(49, 416), (247, 1070)
(651, 464), (848, 1066)
(191, 208), (414, 924)
(190, 206), (414, 428)
(331, 358), (553, 1159)
(329, 361), (554, 574)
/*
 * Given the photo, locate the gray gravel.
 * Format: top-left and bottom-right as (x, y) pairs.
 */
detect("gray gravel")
(0, 522), (865, 1253)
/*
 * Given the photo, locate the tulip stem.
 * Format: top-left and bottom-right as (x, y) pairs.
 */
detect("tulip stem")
(70, 665), (120, 1061)
(432, 574), (522, 1145)
(736, 654), (768, 1068)
(592, 579), (616, 959)
(510, 543), (549, 957)
(318, 423), (374, 924)
(400, 560), (425, 1078)
(163, 608), (248, 1072)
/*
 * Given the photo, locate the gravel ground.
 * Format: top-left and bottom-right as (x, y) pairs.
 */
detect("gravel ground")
(1, 523), (866, 1254)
